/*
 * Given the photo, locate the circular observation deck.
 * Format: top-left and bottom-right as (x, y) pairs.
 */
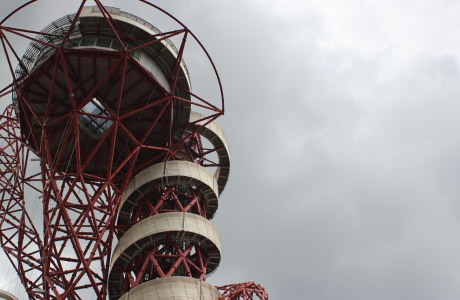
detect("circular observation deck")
(108, 212), (221, 299)
(117, 277), (221, 300)
(117, 160), (220, 231)
(15, 6), (191, 177)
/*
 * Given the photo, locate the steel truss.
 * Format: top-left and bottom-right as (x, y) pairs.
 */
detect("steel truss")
(0, 1), (268, 300)
(118, 240), (209, 294)
(217, 282), (269, 300)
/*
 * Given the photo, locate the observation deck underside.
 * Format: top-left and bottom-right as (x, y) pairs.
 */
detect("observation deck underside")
(16, 5), (192, 178)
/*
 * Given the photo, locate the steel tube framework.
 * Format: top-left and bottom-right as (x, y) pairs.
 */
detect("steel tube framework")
(0, 1), (268, 300)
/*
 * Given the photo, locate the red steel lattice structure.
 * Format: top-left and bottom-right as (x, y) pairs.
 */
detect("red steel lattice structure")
(217, 282), (269, 300)
(0, 1), (268, 300)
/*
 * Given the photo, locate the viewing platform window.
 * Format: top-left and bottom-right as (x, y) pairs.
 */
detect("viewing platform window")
(78, 98), (113, 139)
(64, 36), (141, 59)
(33, 37), (142, 67)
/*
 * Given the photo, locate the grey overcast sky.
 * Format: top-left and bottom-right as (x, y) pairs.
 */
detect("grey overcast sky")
(2, 0), (460, 299)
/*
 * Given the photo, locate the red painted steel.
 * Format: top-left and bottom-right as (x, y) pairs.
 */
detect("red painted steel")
(217, 282), (269, 300)
(0, 104), (46, 299)
(0, 1), (268, 299)
(117, 185), (208, 236)
(118, 241), (209, 293)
